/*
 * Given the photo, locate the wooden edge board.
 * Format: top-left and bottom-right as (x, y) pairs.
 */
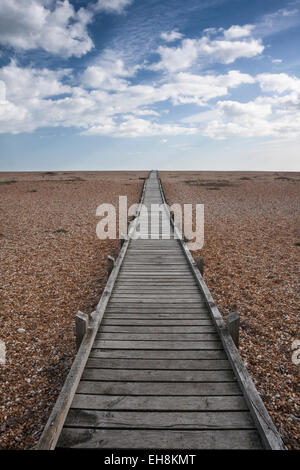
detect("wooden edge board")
(157, 174), (285, 451)
(36, 174), (149, 449)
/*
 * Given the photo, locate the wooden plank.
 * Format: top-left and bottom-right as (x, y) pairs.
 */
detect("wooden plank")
(108, 300), (207, 305)
(89, 349), (227, 360)
(65, 409), (254, 429)
(110, 294), (204, 299)
(102, 319), (213, 326)
(106, 307), (209, 312)
(57, 429), (263, 449)
(99, 326), (216, 333)
(77, 380), (240, 396)
(114, 288), (201, 292)
(86, 358), (232, 370)
(105, 314), (210, 320)
(114, 283), (199, 287)
(96, 333), (218, 341)
(71, 394), (245, 410)
(81, 368), (235, 382)
(92, 340), (223, 350)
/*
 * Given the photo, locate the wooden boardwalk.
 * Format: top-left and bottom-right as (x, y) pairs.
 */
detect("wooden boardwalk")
(38, 171), (284, 450)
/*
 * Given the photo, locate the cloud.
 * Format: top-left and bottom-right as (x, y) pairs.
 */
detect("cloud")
(197, 36), (264, 65)
(83, 115), (197, 137)
(0, 0), (93, 57)
(255, 7), (300, 37)
(0, 60), (71, 101)
(93, 0), (134, 14)
(0, 44), (300, 139)
(81, 50), (140, 90)
(161, 70), (254, 105)
(151, 26), (264, 72)
(160, 30), (183, 42)
(203, 92), (300, 139)
(0, 81), (28, 132)
(257, 73), (300, 94)
(0, 57), (258, 137)
(151, 39), (199, 72)
(223, 24), (255, 39)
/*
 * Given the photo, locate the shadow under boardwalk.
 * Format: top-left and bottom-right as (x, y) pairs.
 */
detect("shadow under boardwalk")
(57, 171), (264, 449)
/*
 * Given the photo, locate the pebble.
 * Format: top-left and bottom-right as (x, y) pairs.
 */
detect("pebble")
(17, 328), (25, 334)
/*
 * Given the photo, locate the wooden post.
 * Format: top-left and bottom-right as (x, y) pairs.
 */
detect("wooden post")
(107, 255), (115, 277)
(75, 311), (89, 350)
(127, 215), (135, 230)
(226, 311), (240, 348)
(120, 233), (127, 248)
(196, 255), (204, 276)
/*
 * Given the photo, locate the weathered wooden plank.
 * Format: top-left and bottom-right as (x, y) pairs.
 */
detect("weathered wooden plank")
(96, 333), (219, 341)
(92, 340), (223, 350)
(65, 409), (254, 429)
(89, 349), (227, 360)
(125, 257), (185, 261)
(81, 368), (235, 382)
(104, 314), (210, 319)
(108, 300), (207, 305)
(114, 283), (199, 287)
(71, 394), (245, 410)
(102, 319), (213, 326)
(99, 326), (216, 333)
(110, 294), (204, 300)
(123, 260), (188, 263)
(106, 307), (209, 313)
(76, 380), (240, 396)
(58, 429), (263, 449)
(86, 358), (232, 370)
(113, 285), (202, 290)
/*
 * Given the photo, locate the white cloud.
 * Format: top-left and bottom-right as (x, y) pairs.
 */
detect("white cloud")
(1, 49), (300, 141)
(151, 39), (199, 72)
(83, 115), (197, 137)
(160, 30), (183, 42)
(0, 81), (28, 132)
(151, 27), (264, 72)
(257, 73), (300, 94)
(255, 7), (300, 37)
(161, 70), (254, 105)
(0, 0), (93, 57)
(93, 0), (134, 13)
(223, 24), (255, 39)
(204, 93), (300, 139)
(0, 60), (71, 101)
(198, 36), (264, 65)
(82, 50), (139, 90)
(0, 58), (257, 137)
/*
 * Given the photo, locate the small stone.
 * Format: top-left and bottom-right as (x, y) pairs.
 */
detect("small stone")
(17, 328), (25, 334)
(25, 378), (31, 383)
(274, 393), (280, 399)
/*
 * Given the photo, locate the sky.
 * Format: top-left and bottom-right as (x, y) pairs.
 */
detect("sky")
(0, 0), (300, 171)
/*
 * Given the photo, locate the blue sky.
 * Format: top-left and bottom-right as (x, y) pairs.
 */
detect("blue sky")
(0, 0), (300, 171)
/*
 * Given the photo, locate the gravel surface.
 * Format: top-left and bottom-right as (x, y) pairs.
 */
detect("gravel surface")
(160, 171), (300, 450)
(0, 171), (147, 449)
